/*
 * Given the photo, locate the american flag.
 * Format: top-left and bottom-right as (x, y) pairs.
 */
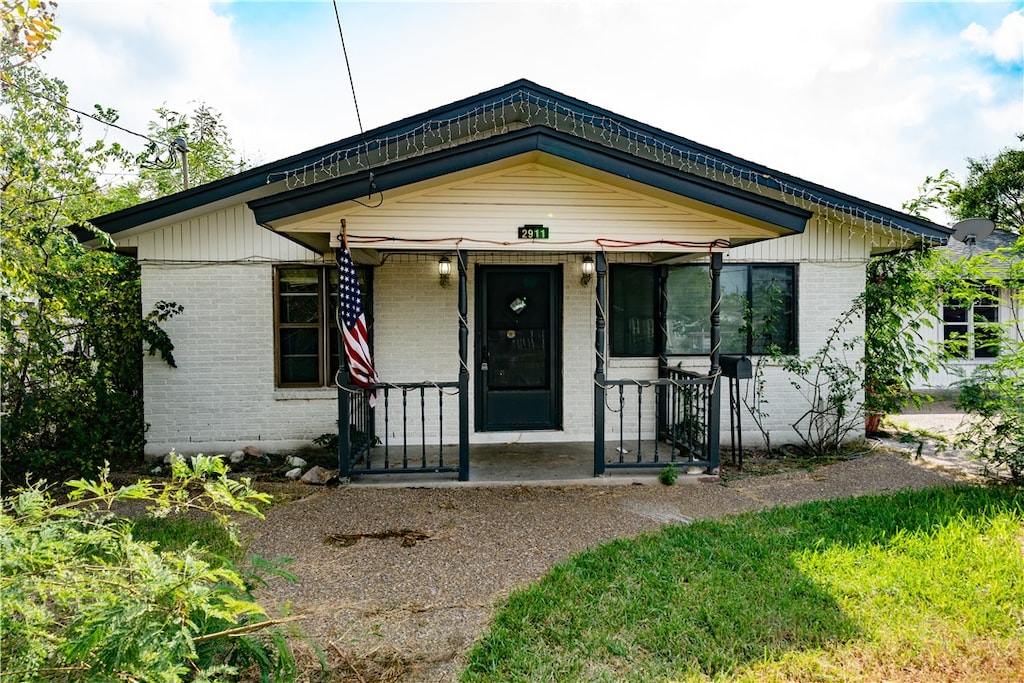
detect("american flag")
(336, 245), (378, 405)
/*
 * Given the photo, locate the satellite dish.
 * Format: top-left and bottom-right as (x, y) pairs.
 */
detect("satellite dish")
(951, 218), (994, 244)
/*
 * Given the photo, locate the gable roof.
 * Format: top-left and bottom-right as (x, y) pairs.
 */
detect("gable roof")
(83, 79), (950, 244)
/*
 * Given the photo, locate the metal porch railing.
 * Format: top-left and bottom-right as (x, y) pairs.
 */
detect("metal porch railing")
(338, 380), (469, 480)
(599, 368), (718, 474)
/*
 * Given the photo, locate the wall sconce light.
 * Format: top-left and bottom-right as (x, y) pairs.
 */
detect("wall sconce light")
(438, 255), (452, 288)
(580, 255), (594, 287)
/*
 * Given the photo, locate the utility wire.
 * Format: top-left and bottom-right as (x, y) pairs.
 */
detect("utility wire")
(333, 0), (364, 138)
(10, 82), (164, 147)
(332, 0), (382, 208)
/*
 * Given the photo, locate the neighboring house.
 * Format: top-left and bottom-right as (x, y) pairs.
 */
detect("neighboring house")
(84, 80), (949, 479)
(914, 228), (1023, 390)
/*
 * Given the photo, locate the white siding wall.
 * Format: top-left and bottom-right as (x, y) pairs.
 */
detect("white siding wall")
(288, 161), (780, 249)
(119, 204), (315, 262)
(729, 216), (875, 262)
(142, 251), (600, 455)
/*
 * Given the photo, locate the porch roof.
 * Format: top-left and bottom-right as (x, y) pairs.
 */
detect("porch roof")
(246, 126), (811, 236)
(81, 79), (951, 245)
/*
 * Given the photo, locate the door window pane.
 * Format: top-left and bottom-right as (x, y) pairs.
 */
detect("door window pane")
(487, 329), (548, 388)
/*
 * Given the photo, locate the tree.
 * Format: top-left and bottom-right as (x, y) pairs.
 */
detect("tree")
(1, 0), (58, 72)
(948, 135), (1024, 234)
(136, 104), (248, 198)
(1, 3), (180, 483)
(901, 137), (1024, 480)
(944, 140), (1024, 480)
(2, 1), (256, 483)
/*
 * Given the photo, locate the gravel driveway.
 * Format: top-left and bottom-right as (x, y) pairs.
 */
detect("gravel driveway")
(243, 451), (959, 682)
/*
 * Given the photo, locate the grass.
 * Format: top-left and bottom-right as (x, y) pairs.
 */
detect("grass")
(463, 485), (1024, 682)
(130, 514), (243, 566)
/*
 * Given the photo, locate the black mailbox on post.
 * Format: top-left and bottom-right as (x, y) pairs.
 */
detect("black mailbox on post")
(720, 354), (752, 379)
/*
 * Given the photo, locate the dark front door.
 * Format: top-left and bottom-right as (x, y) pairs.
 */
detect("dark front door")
(476, 266), (562, 431)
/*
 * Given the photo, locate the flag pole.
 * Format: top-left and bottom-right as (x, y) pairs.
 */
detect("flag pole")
(337, 220), (351, 476)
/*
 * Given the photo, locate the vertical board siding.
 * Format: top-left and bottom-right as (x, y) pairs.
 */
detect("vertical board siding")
(117, 204), (317, 263)
(729, 218), (876, 263)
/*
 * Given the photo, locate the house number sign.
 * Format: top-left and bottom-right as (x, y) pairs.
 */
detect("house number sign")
(518, 225), (549, 239)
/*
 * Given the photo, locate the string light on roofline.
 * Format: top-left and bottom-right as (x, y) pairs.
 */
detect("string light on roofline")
(264, 89), (942, 248)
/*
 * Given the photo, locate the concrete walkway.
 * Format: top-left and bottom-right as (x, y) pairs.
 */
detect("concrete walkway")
(881, 399), (995, 480)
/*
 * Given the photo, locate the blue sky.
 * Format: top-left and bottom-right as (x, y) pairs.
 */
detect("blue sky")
(46, 1), (1023, 222)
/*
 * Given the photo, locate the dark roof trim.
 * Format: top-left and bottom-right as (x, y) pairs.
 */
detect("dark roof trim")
(249, 127), (812, 232)
(86, 78), (950, 241)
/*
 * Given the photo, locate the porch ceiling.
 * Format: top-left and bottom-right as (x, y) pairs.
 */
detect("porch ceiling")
(248, 126), (811, 254)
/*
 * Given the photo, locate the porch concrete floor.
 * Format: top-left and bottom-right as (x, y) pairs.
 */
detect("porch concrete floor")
(346, 441), (712, 488)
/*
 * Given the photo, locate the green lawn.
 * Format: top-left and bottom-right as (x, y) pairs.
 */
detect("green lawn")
(130, 514), (241, 564)
(463, 485), (1024, 682)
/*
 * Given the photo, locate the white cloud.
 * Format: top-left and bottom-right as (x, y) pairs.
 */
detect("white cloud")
(961, 9), (1024, 64)
(42, 1), (1023, 219)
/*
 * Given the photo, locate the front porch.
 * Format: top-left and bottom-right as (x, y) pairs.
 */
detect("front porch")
(343, 441), (722, 487)
(336, 250), (725, 482)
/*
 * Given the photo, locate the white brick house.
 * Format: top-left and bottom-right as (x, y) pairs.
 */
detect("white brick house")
(85, 81), (950, 479)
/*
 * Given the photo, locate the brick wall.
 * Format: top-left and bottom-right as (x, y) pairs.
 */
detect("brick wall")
(675, 261), (867, 449)
(141, 256), (867, 457)
(142, 263), (338, 456)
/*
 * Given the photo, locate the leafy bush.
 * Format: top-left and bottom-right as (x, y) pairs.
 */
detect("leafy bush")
(949, 235), (1024, 482)
(0, 251), (182, 485)
(0, 455), (307, 682)
(769, 304), (865, 457)
(956, 360), (1024, 481)
(863, 249), (941, 417)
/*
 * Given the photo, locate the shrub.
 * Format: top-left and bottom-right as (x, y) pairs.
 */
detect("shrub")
(0, 455), (307, 682)
(956, 360), (1024, 481)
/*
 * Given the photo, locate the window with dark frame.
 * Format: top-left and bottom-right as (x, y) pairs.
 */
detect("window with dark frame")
(275, 265), (371, 387)
(942, 285), (1000, 360)
(609, 263), (797, 358)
